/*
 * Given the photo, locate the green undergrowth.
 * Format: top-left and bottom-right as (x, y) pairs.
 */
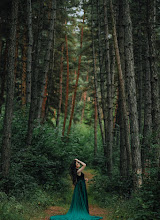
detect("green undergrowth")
(0, 186), (73, 220)
(89, 171), (160, 220)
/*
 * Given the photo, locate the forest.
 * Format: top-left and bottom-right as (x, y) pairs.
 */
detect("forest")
(0, 0), (160, 219)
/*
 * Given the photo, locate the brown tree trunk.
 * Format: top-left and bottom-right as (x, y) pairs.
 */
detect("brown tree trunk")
(81, 72), (88, 122)
(94, 92), (98, 157)
(92, 0), (105, 146)
(67, 12), (85, 135)
(110, 0), (132, 179)
(147, 0), (160, 167)
(122, 0), (142, 187)
(37, 0), (56, 120)
(117, 93), (128, 178)
(62, 29), (70, 136)
(41, 76), (48, 123)
(26, 0), (33, 104)
(0, 41), (8, 114)
(113, 88), (119, 129)
(97, 0), (107, 152)
(56, 44), (64, 127)
(22, 31), (27, 106)
(1, 0), (19, 178)
(142, 39), (152, 175)
(14, 30), (19, 81)
(104, 0), (113, 176)
(26, 1), (45, 145)
(117, 0), (132, 178)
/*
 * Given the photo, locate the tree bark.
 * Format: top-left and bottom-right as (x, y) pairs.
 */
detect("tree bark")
(1, 0), (19, 177)
(26, 0), (33, 104)
(94, 92), (98, 157)
(142, 38), (152, 174)
(147, 0), (160, 166)
(62, 27), (70, 136)
(37, 0), (56, 121)
(117, 0), (132, 177)
(104, 0), (113, 176)
(81, 72), (88, 122)
(56, 44), (64, 127)
(110, 0), (132, 179)
(41, 76), (48, 123)
(92, 0), (105, 146)
(0, 41), (8, 114)
(67, 12), (85, 135)
(97, 0), (107, 153)
(22, 30), (27, 106)
(122, 0), (142, 187)
(26, 1), (45, 145)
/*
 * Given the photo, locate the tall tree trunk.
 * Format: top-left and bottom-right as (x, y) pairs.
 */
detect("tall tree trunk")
(14, 30), (19, 81)
(22, 31), (27, 106)
(37, 0), (56, 120)
(67, 12), (85, 135)
(56, 44), (64, 127)
(110, 0), (132, 179)
(97, 0), (107, 153)
(118, 0), (132, 177)
(1, 0), (19, 178)
(26, 0), (33, 104)
(94, 92), (98, 157)
(81, 72), (88, 122)
(26, 1), (45, 145)
(41, 76), (48, 123)
(104, 0), (113, 176)
(62, 28), (70, 136)
(142, 38), (152, 174)
(91, 0), (105, 146)
(136, 1), (143, 136)
(117, 93), (128, 178)
(0, 41), (8, 114)
(147, 0), (160, 167)
(122, 0), (142, 187)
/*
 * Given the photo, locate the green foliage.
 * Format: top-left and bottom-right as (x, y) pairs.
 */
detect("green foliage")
(90, 167), (160, 220)
(0, 108), (102, 197)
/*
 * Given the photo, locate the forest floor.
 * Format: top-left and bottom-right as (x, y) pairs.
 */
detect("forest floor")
(37, 169), (109, 220)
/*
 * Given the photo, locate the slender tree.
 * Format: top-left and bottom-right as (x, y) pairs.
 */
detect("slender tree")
(117, 0), (132, 177)
(1, 0), (19, 178)
(0, 41), (8, 113)
(104, 0), (113, 176)
(67, 12), (85, 135)
(56, 44), (64, 127)
(122, 0), (142, 187)
(91, 0), (105, 146)
(22, 30), (27, 106)
(62, 23), (70, 136)
(147, 0), (160, 166)
(37, 0), (56, 120)
(97, 0), (108, 152)
(110, 0), (132, 179)
(94, 92), (98, 157)
(26, 0), (33, 104)
(26, 1), (45, 145)
(81, 72), (88, 122)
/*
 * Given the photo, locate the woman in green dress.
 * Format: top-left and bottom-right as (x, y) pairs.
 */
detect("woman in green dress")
(50, 158), (103, 220)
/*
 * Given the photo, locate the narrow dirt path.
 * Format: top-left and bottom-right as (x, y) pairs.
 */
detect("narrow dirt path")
(42, 170), (109, 220)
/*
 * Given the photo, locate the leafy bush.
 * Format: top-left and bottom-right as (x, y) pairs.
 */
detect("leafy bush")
(0, 192), (27, 220)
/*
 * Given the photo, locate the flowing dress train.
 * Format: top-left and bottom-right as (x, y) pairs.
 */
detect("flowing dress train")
(50, 172), (103, 220)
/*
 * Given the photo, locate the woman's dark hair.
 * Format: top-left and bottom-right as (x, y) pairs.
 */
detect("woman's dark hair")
(69, 159), (77, 185)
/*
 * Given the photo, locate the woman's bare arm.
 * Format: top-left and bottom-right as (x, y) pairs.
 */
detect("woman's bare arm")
(75, 159), (86, 174)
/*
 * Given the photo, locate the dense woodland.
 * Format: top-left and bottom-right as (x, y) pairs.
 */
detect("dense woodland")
(0, 0), (160, 219)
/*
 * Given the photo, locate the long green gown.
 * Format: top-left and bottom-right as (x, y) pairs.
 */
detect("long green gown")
(50, 172), (103, 220)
